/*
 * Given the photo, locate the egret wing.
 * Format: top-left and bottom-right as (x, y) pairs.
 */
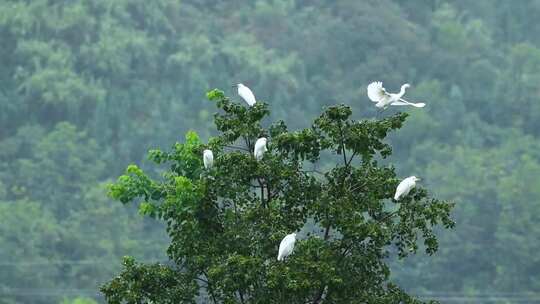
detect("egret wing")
(203, 150), (214, 169)
(367, 81), (387, 102)
(394, 178), (413, 200)
(254, 138), (267, 160)
(277, 234), (295, 261)
(239, 85), (256, 106)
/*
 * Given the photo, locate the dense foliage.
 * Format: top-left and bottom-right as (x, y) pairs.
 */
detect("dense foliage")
(102, 90), (454, 303)
(0, 0), (539, 303)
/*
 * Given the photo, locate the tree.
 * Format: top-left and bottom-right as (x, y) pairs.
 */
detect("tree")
(102, 89), (454, 304)
(60, 297), (98, 304)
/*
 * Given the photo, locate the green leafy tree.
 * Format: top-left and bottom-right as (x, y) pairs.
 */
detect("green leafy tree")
(102, 89), (454, 303)
(60, 297), (98, 304)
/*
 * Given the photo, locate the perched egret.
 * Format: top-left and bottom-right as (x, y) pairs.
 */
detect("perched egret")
(203, 149), (214, 169)
(234, 83), (256, 106)
(277, 233), (297, 261)
(254, 137), (268, 161)
(394, 176), (421, 200)
(367, 81), (425, 109)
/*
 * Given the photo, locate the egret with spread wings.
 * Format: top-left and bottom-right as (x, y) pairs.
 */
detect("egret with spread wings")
(367, 81), (425, 109)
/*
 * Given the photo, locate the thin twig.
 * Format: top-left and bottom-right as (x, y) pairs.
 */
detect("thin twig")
(195, 276), (209, 284)
(223, 145), (250, 152)
(267, 179), (272, 202)
(346, 151), (357, 167)
(338, 122), (348, 166)
(257, 177), (266, 207)
(348, 180), (368, 193)
(376, 211), (398, 223)
(338, 242), (355, 263)
(323, 224), (331, 240)
(201, 270), (219, 304)
(301, 169), (326, 176)
(239, 290), (246, 304)
(312, 286), (327, 304)
(270, 181), (286, 198)
(243, 136), (253, 153)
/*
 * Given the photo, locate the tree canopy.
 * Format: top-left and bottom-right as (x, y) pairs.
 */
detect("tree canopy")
(102, 90), (454, 303)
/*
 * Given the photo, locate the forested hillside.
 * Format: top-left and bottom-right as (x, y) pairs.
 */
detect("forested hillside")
(0, 0), (539, 303)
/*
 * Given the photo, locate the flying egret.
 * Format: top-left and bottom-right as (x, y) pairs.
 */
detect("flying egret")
(254, 137), (268, 161)
(203, 149), (214, 169)
(234, 83), (256, 106)
(277, 233), (297, 261)
(367, 81), (425, 109)
(394, 176), (421, 200)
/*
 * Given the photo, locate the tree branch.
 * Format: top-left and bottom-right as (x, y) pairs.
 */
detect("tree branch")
(257, 177), (266, 207)
(301, 169), (326, 176)
(223, 145), (250, 152)
(315, 120), (351, 304)
(233, 199), (239, 222)
(195, 276), (209, 284)
(312, 122), (354, 304)
(346, 151), (357, 167)
(348, 180), (368, 193)
(323, 223), (331, 240)
(375, 211), (398, 224)
(267, 178), (272, 203)
(338, 242), (355, 264)
(238, 290), (246, 304)
(270, 180), (288, 198)
(201, 271), (219, 304)
(243, 136), (253, 153)
(338, 122), (348, 166)
(312, 285), (328, 304)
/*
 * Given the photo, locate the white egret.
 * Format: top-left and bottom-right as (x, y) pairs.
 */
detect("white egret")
(203, 149), (214, 169)
(394, 176), (421, 200)
(254, 137), (268, 161)
(235, 83), (256, 106)
(277, 233), (297, 261)
(367, 81), (425, 109)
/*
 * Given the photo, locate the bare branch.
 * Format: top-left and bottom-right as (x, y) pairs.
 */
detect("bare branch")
(223, 145), (250, 152)
(346, 151), (357, 167)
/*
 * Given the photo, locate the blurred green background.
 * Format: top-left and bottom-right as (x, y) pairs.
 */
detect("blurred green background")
(1, 0), (539, 303)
